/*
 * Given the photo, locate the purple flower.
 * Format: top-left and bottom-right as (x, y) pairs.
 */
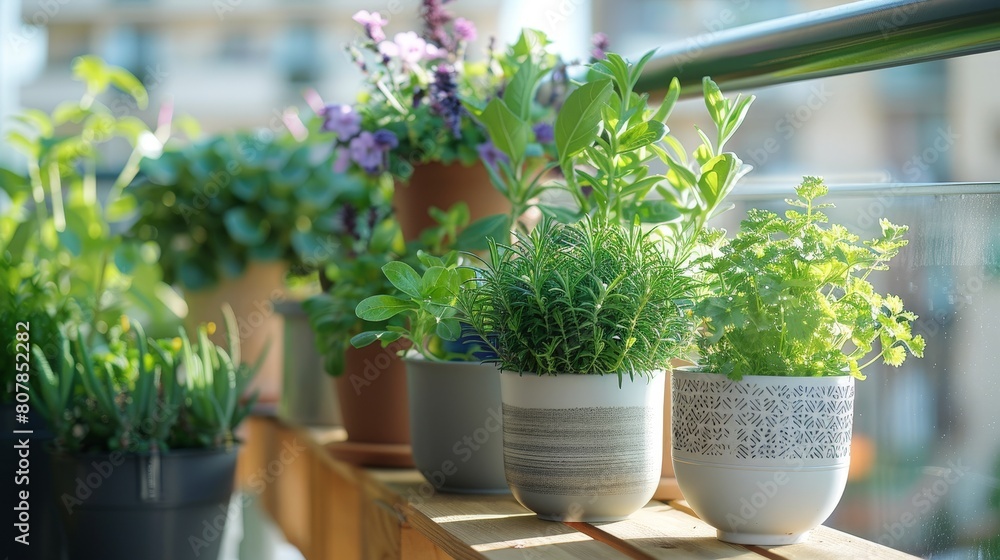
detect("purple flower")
(453, 18), (477, 42)
(320, 104), (361, 140)
(372, 129), (399, 151)
(477, 141), (509, 168)
(533, 123), (555, 144)
(421, 0), (454, 51)
(352, 10), (388, 43)
(591, 32), (610, 60)
(332, 148), (351, 173)
(379, 32), (441, 68)
(430, 64), (463, 137)
(349, 131), (383, 173)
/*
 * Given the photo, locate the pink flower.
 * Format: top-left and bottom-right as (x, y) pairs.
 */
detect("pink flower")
(379, 32), (441, 68)
(352, 10), (388, 43)
(453, 18), (477, 42)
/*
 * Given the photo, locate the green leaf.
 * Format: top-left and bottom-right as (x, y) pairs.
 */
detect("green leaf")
(108, 66), (149, 109)
(381, 261), (422, 298)
(703, 77), (727, 127)
(503, 58), (542, 121)
(636, 199), (682, 224)
(106, 193), (138, 221)
(223, 208), (268, 246)
(652, 77), (681, 123)
(618, 120), (666, 153)
(555, 80), (613, 165)
(72, 55), (110, 94)
(436, 318), (461, 341)
(510, 28), (550, 58)
(456, 214), (510, 251)
(480, 98), (531, 164)
(350, 331), (400, 348)
(355, 295), (416, 322)
(537, 204), (582, 224)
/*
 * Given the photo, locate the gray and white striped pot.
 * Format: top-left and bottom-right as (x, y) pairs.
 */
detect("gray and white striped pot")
(501, 371), (664, 522)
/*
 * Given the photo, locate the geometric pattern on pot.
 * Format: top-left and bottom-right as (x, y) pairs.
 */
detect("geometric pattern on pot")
(504, 404), (660, 496)
(672, 374), (855, 461)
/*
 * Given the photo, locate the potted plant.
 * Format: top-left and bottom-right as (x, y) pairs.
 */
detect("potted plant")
(465, 45), (755, 510)
(31, 309), (255, 560)
(1, 56), (177, 558)
(302, 201), (414, 461)
(130, 129), (388, 403)
(453, 49), (752, 519)
(674, 177), (926, 545)
(352, 250), (507, 493)
(318, 4), (564, 240)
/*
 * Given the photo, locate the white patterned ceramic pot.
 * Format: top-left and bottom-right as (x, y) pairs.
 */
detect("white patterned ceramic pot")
(671, 368), (855, 545)
(501, 371), (664, 522)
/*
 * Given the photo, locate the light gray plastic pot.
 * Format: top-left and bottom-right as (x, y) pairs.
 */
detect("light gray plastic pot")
(406, 359), (508, 494)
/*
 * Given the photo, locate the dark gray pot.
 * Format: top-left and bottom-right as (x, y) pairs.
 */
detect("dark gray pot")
(276, 301), (341, 427)
(50, 446), (239, 560)
(406, 359), (508, 494)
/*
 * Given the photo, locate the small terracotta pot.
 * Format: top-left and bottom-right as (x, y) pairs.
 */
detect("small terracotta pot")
(184, 260), (287, 404)
(336, 344), (410, 445)
(395, 162), (510, 241)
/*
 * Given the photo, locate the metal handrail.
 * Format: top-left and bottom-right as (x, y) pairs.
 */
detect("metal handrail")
(635, 0), (1000, 96)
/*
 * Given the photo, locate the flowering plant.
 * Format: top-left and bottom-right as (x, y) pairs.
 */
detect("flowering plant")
(312, 1), (563, 181)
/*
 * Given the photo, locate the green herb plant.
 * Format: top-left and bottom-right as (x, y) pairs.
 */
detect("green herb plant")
(130, 130), (391, 290)
(32, 306), (257, 454)
(1, 56), (179, 345)
(455, 52), (757, 380)
(303, 201), (404, 376)
(475, 50), (753, 262)
(1, 56), (183, 405)
(460, 218), (693, 381)
(350, 250), (476, 361)
(695, 177), (925, 380)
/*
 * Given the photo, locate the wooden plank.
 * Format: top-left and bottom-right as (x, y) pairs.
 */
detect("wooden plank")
(667, 501), (919, 560)
(396, 483), (632, 560)
(361, 493), (404, 560)
(273, 429), (312, 554)
(578, 502), (763, 559)
(751, 525), (921, 560)
(323, 456), (363, 560)
(402, 526), (456, 560)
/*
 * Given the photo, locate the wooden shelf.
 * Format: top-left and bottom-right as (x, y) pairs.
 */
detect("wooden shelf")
(236, 415), (919, 560)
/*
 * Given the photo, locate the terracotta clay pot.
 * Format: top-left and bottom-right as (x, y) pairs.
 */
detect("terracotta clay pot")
(336, 344), (410, 445)
(395, 162), (510, 241)
(184, 260), (288, 404)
